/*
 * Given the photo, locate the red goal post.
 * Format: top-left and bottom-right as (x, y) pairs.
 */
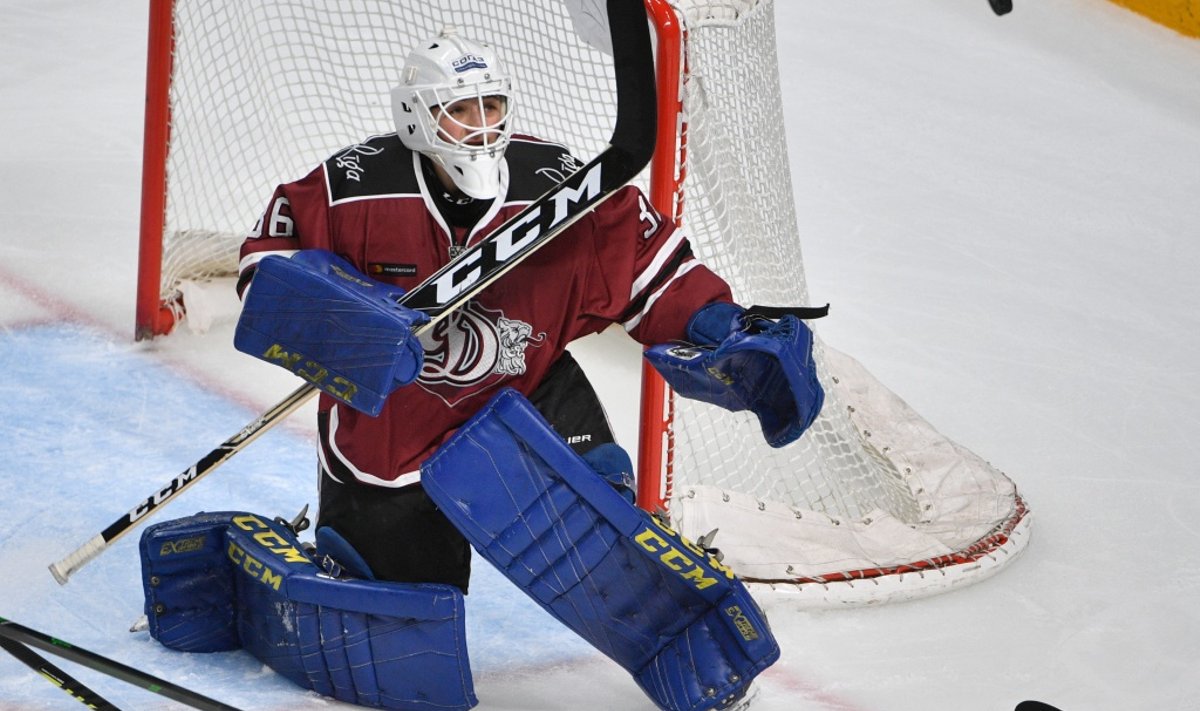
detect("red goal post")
(134, 0), (178, 340)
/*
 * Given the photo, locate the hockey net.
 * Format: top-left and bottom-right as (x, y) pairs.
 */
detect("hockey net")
(135, 0), (622, 337)
(651, 0), (1030, 607)
(137, 0), (1029, 607)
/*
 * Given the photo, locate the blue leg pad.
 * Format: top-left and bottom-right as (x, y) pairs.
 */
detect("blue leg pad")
(420, 389), (779, 711)
(140, 512), (476, 711)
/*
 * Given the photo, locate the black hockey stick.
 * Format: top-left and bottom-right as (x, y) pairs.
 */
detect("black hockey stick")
(0, 617), (242, 710)
(49, 0), (656, 585)
(0, 634), (120, 710)
(988, 0), (1013, 15)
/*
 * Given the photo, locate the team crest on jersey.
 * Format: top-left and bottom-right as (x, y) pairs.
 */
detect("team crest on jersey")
(417, 301), (546, 406)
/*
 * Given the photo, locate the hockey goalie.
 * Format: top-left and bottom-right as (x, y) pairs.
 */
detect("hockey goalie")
(139, 21), (823, 711)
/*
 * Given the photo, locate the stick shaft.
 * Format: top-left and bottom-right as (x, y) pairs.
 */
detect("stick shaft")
(50, 0), (656, 586)
(0, 618), (242, 711)
(0, 635), (121, 710)
(49, 383), (316, 584)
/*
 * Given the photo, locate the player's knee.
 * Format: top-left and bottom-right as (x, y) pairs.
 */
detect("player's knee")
(582, 442), (636, 505)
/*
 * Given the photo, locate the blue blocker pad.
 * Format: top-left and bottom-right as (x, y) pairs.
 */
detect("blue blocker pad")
(235, 250), (429, 416)
(420, 389), (779, 711)
(140, 511), (476, 711)
(645, 315), (824, 448)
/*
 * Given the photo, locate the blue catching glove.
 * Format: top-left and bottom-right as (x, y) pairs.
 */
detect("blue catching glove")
(234, 250), (429, 416)
(645, 302), (825, 448)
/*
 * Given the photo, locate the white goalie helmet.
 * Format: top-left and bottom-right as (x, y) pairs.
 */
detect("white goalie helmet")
(392, 28), (515, 200)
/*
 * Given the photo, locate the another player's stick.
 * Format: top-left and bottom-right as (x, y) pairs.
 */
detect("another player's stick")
(49, 0), (656, 585)
(0, 617), (242, 711)
(0, 635), (120, 710)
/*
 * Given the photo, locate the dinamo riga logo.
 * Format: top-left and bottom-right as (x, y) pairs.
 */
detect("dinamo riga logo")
(417, 301), (545, 406)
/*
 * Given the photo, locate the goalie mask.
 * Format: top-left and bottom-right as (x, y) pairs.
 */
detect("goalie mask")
(392, 28), (515, 200)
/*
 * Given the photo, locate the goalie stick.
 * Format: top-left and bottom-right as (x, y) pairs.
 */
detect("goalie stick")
(49, 0), (656, 585)
(0, 617), (242, 711)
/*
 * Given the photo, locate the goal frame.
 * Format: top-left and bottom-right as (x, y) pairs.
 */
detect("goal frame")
(135, 0), (178, 341)
(133, 0), (682, 505)
(132, 0), (1030, 609)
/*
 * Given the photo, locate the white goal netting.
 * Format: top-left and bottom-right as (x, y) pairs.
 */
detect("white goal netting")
(154, 0), (618, 308)
(147, 0), (1029, 608)
(664, 0), (1029, 606)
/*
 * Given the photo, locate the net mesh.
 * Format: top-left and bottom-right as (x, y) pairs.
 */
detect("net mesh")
(669, 1), (921, 526)
(662, 0), (1028, 605)
(154, 0), (1028, 606)
(159, 0), (616, 304)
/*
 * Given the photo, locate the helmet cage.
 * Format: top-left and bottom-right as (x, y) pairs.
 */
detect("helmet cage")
(392, 30), (516, 199)
(410, 79), (514, 163)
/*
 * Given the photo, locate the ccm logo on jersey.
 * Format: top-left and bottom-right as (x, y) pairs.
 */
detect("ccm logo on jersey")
(634, 517), (734, 591)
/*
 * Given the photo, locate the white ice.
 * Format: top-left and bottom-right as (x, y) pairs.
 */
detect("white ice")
(2, 1), (1199, 710)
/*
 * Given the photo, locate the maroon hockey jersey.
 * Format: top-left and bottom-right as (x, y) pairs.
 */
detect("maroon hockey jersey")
(239, 133), (732, 486)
